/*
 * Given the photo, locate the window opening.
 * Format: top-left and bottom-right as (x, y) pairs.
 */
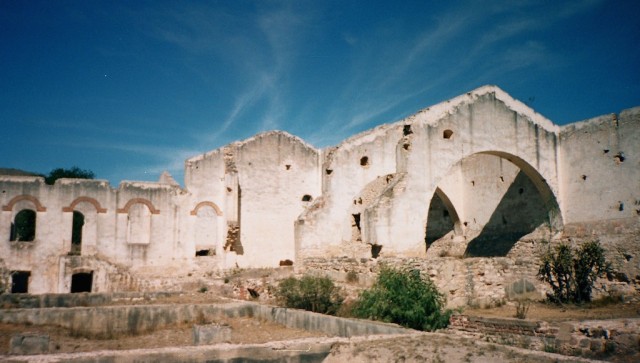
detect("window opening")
(10, 209), (36, 241)
(11, 271), (30, 293)
(71, 272), (93, 293)
(70, 211), (84, 255)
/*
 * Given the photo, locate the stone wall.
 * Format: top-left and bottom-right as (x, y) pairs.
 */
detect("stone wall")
(449, 314), (640, 360)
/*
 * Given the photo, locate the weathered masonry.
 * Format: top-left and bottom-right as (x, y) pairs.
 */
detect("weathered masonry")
(1, 86), (638, 305)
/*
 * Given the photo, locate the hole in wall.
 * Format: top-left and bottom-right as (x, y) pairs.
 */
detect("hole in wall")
(360, 156), (369, 167)
(581, 175), (587, 181)
(403, 125), (413, 136)
(471, 181), (475, 186)
(302, 194), (312, 202)
(325, 169), (333, 175)
(443, 129), (453, 139)
(442, 209), (449, 217)
(604, 149), (610, 154)
(370, 244), (382, 259)
(71, 272), (93, 293)
(285, 164), (291, 170)
(279, 259), (293, 266)
(499, 176), (504, 183)
(196, 249), (214, 257)
(227, 187), (232, 193)
(403, 143), (411, 151)
(614, 152), (625, 163)
(518, 188), (524, 194)
(352, 213), (361, 231)
(619, 202), (624, 211)
(247, 288), (260, 298)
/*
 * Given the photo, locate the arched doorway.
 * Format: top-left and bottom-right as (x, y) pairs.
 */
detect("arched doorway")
(425, 188), (462, 250)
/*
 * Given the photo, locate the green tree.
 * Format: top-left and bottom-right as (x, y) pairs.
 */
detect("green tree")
(351, 266), (452, 331)
(275, 275), (344, 315)
(44, 167), (95, 185)
(538, 241), (612, 304)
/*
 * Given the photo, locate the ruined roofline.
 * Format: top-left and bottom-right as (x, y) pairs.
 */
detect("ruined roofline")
(325, 85), (561, 152)
(560, 106), (640, 134)
(185, 130), (319, 164)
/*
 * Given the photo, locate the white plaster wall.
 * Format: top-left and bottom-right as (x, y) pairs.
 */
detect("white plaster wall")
(559, 107), (640, 224)
(365, 88), (562, 255)
(233, 132), (321, 267)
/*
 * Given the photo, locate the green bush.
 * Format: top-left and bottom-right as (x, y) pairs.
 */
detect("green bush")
(538, 241), (612, 304)
(275, 275), (344, 315)
(351, 266), (452, 331)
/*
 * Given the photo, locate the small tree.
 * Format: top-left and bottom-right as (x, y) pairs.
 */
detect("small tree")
(44, 167), (95, 185)
(275, 275), (344, 315)
(538, 241), (612, 304)
(351, 266), (452, 331)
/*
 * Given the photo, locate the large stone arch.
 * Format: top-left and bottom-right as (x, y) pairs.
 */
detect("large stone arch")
(421, 150), (562, 257)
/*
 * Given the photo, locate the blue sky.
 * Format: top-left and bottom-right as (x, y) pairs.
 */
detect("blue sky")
(1, 0), (639, 186)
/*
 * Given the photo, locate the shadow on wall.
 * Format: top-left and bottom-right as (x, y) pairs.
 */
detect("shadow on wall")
(425, 192), (456, 248)
(464, 171), (549, 257)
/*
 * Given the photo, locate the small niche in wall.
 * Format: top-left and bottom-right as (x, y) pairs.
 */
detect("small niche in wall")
(285, 164), (291, 170)
(302, 194), (312, 202)
(196, 249), (214, 257)
(325, 169), (333, 175)
(403, 125), (413, 136)
(360, 156), (369, 167)
(403, 143), (411, 151)
(619, 202), (624, 212)
(443, 129), (453, 139)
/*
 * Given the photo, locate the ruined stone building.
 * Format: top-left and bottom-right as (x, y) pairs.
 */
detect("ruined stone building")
(1, 86), (638, 306)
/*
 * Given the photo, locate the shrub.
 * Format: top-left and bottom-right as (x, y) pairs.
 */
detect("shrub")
(274, 275), (344, 315)
(538, 241), (612, 304)
(350, 266), (452, 331)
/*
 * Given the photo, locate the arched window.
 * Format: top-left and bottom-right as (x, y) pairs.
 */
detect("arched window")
(70, 211), (85, 255)
(194, 205), (218, 256)
(127, 203), (151, 244)
(10, 209), (36, 242)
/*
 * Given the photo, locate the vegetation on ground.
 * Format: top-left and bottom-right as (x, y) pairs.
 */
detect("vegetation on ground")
(538, 241), (612, 304)
(274, 275), (344, 315)
(350, 266), (452, 331)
